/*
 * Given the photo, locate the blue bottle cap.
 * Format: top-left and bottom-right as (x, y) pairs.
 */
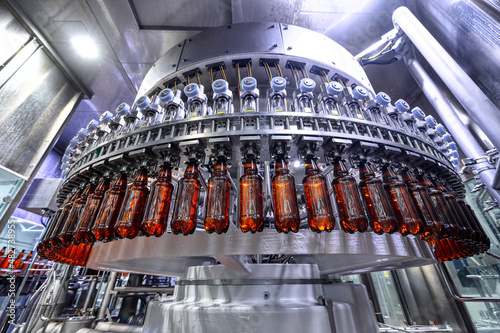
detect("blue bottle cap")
(326, 82), (343, 96)
(241, 77), (257, 92)
(443, 133), (453, 142)
(212, 79), (229, 94)
(395, 99), (410, 112)
(299, 78), (316, 93)
(451, 158), (459, 166)
(116, 103), (130, 116)
(99, 111), (113, 124)
(159, 89), (174, 103)
(435, 124), (447, 135)
(271, 77), (287, 91)
(450, 150), (459, 158)
(77, 128), (89, 139)
(352, 86), (368, 100)
(424, 115), (437, 128)
(136, 95), (151, 109)
(448, 142), (457, 150)
(411, 107), (425, 120)
(184, 83), (200, 98)
(69, 137), (80, 148)
(375, 92), (391, 106)
(86, 119), (100, 131)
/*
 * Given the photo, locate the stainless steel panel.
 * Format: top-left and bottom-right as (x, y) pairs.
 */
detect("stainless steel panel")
(87, 230), (436, 277)
(0, 1), (31, 65)
(130, 0), (232, 29)
(0, 48), (79, 177)
(281, 24), (374, 93)
(19, 178), (63, 213)
(231, 0), (301, 25)
(176, 22), (285, 72)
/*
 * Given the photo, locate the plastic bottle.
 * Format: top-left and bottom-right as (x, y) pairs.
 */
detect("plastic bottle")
(401, 169), (444, 238)
(272, 156), (300, 233)
(171, 161), (201, 235)
(60, 182), (97, 247)
(382, 165), (423, 236)
(50, 188), (82, 248)
(302, 157), (335, 232)
(332, 158), (368, 233)
(204, 159), (231, 234)
(92, 171), (128, 242)
(358, 161), (397, 234)
(74, 176), (111, 244)
(141, 164), (174, 237)
(115, 166), (150, 239)
(239, 158), (264, 233)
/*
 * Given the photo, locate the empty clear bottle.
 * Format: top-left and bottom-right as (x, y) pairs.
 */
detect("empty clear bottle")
(302, 157), (335, 232)
(204, 159), (231, 234)
(171, 161), (201, 235)
(272, 156), (300, 233)
(382, 165), (423, 236)
(358, 161), (397, 234)
(332, 158), (368, 233)
(115, 165), (150, 239)
(239, 158), (264, 233)
(141, 164), (174, 237)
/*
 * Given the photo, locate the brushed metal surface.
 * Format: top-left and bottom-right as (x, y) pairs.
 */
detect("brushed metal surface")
(87, 230), (436, 277)
(0, 1), (31, 65)
(0, 49), (79, 177)
(19, 178), (63, 213)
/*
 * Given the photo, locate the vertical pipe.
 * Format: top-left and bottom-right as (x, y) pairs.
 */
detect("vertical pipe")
(405, 57), (500, 204)
(97, 272), (118, 320)
(392, 6), (500, 151)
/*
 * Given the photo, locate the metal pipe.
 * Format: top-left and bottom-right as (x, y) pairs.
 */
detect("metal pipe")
(41, 264), (74, 333)
(436, 262), (500, 302)
(82, 277), (98, 313)
(97, 272), (118, 321)
(393, 7), (500, 151)
(486, 251), (500, 260)
(404, 56), (500, 204)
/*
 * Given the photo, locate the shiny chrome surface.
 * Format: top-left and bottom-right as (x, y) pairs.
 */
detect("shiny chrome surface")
(87, 230), (436, 277)
(0, 1), (30, 65)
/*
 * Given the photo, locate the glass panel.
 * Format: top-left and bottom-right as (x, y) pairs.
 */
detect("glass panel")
(370, 271), (406, 326)
(0, 215), (44, 251)
(443, 179), (500, 332)
(0, 166), (25, 221)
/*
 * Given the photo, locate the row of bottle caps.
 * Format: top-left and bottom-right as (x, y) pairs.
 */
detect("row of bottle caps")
(60, 77), (460, 178)
(40, 155), (488, 265)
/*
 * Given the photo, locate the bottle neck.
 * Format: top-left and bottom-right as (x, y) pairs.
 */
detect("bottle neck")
(243, 159), (258, 174)
(382, 165), (399, 183)
(305, 157), (320, 175)
(274, 156), (289, 174)
(134, 167), (148, 184)
(333, 159), (349, 176)
(401, 169), (418, 184)
(185, 161), (199, 178)
(213, 159), (227, 175)
(359, 161), (374, 179)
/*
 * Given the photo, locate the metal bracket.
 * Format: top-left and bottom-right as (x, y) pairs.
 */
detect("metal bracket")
(317, 296), (337, 333)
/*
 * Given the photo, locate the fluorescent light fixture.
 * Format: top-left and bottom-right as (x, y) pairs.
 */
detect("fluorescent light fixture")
(71, 36), (98, 58)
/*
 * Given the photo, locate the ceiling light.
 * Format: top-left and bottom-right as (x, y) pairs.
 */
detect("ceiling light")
(71, 36), (99, 58)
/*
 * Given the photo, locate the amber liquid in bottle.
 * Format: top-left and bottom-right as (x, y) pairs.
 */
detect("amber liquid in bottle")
(239, 159), (264, 233)
(382, 165), (424, 236)
(171, 161), (201, 235)
(50, 188), (82, 249)
(141, 164), (174, 237)
(401, 169), (444, 238)
(332, 158), (368, 233)
(74, 177), (111, 244)
(431, 178), (467, 240)
(204, 159), (231, 234)
(37, 210), (61, 259)
(440, 185), (475, 243)
(302, 157), (335, 233)
(60, 182), (96, 247)
(457, 200), (482, 245)
(115, 167), (150, 239)
(272, 156), (300, 233)
(12, 250), (25, 269)
(358, 162), (397, 234)
(92, 172), (128, 242)
(418, 174), (458, 239)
